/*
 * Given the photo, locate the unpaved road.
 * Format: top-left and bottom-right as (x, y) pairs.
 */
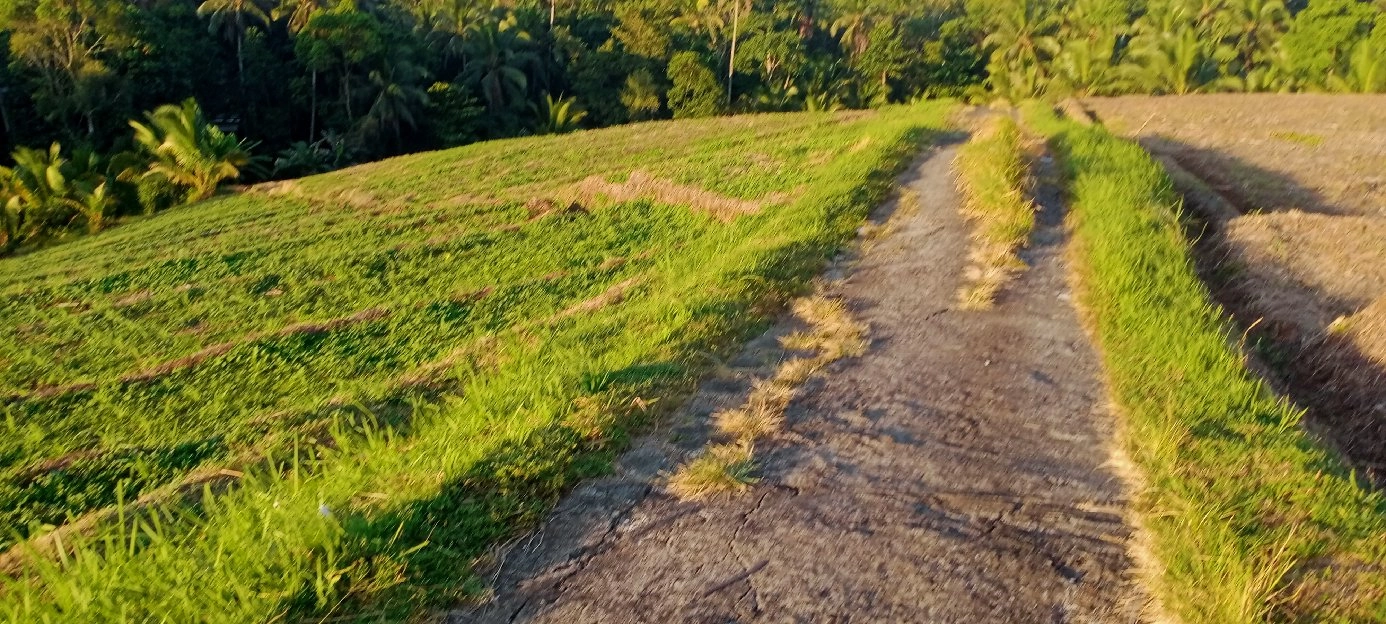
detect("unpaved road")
(450, 143), (1146, 623)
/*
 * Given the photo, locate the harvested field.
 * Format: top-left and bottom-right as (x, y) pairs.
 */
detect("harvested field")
(1223, 212), (1386, 332)
(1082, 94), (1386, 481)
(1084, 94), (1386, 218)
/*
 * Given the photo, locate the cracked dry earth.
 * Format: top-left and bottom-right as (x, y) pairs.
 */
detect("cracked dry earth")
(449, 144), (1147, 624)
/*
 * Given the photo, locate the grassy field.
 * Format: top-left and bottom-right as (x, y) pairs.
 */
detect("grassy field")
(1026, 104), (1386, 623)
(0, 104), (954, 622)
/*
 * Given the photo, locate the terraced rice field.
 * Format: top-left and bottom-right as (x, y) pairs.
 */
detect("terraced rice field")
(0, 104), (953, 622)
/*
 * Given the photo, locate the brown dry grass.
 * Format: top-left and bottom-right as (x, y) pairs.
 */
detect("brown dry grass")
(1342, 295), (1386, 365)
(566, 170), (790, 223)
(1223, 212), (1386, 332)
(666, 443), (758, 500)
(553, 277), (642, 320)
(669, 294), (868, 500)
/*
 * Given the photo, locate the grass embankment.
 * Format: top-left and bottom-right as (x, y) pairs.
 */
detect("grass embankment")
(953, 115), (1035, 309)
(1025, 104), (1386, 622)
(0, 104), (953, 622)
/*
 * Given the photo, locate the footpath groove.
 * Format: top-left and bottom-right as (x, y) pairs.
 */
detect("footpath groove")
(451, 144), (1146, 624)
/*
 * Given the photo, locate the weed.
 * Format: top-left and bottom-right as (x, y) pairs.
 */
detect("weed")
(1268, 131), (1324, 148)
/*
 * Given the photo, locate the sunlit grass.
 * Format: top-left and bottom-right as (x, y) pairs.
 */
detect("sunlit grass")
(0, 103), (955, 621)
(953, 115), (1035, 310)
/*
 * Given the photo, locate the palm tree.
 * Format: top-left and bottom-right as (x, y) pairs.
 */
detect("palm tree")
(197, 0), (273, 85)
(1, 144), (74, 243)
(426, 0), (483, 71)
(1052, 0), (1125, 96)
(1120, 2), (1220, 95)
(674, 0), (727, 47)
(0, 143), (111, 239)
(131, 99), (256, 202)
(1329, 36), (1386, 93)
(462, 16), (537, 113)
(723, 0), (751, 107)
(1214, 0), (1289, 81)
(675, 0), (750, 107)
(828, 1), (880, 59)
(982, 0), (1062, 99)
(533, 93), (587, 134)
(1120, 24), (1214, 94)
(364, 62), (431, 150)
(273, 0), (334, 33)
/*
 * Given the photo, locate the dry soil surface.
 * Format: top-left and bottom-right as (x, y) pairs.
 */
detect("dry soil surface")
(1083, 94), (1386, 218)
(449, 144), (1147, 623)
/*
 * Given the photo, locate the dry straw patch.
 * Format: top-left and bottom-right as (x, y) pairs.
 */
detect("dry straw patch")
(668, 295), (868, 500)
(953, 116), (1037, 310)
(667, 443), (758, 499)
(566, 170), (790, 223)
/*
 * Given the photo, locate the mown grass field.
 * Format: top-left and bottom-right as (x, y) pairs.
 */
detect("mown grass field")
(0, 104), (953, 622)
(1026, 104), (1386, 623)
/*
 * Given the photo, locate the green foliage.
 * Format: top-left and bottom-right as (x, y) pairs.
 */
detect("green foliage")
(424, 81), (485, 147)
(130, 98), (255, 202)
(136, 171), (187, 216)
(4, 0), (1385, 175)
(620, 67), (664, 121)
(1327, 17), (1386, 91)
(533, 92), (588, 134)
(0, 142), (114, 245)
(667, 51), (723, 119)
(974, 0), (1386, 98)
(1282, 0), (1379, 86)
(0, 102), (956, 621)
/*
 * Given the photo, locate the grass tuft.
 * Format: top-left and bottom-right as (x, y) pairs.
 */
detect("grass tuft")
(672, 294), (870, 500)
(667, 443), (758, 500)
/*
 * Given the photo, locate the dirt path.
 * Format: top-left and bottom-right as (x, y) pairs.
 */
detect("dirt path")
(450, 144), (1146, 623)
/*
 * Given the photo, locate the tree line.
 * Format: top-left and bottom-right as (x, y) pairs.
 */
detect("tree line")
(984, 0), (1386, 98)
(0, 0), (1383, 252)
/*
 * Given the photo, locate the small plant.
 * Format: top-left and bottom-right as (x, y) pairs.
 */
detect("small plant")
(1268, 130), (1324, 148)
(131, 98), (257, 201)
(667, 443), (758, 500)
(0, 143), (119, 244)
(533, 93), (588, 135)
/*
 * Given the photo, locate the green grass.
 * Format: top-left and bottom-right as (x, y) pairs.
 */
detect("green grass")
(953, 115), (1035, 309)
(1268, 130), (1324, 148)
(0, 103), (954, 622)
(1025, 102), (1386, 623)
